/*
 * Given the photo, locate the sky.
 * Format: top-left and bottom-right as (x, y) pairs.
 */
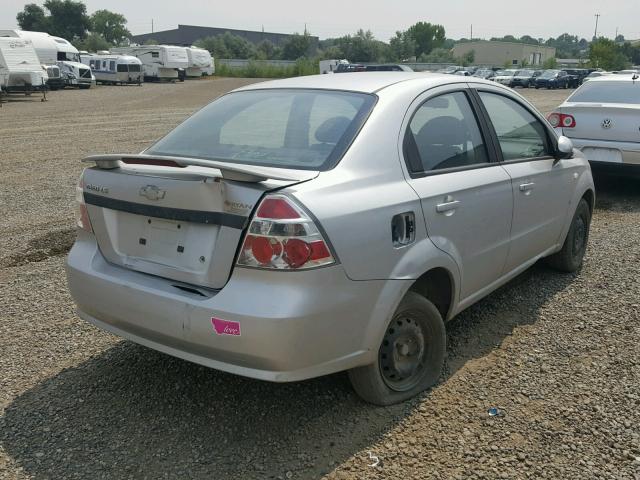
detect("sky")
(1, 0), (639, 42)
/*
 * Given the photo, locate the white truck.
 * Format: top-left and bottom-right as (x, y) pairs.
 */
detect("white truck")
(186, 46), (214, 77)
(111, 45), (189, 82)
(319, 59), (349, 74)
(0, 37), (47, 92)
(0, 30), (92, 89)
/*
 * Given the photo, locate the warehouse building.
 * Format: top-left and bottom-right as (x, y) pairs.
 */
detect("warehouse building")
(131, 24), (319, 49)
(453, 40), (556, 67)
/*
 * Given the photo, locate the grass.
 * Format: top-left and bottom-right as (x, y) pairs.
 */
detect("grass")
(214, 58), (319, 78)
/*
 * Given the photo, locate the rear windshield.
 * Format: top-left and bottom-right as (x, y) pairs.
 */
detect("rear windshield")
(568, 82), (640, 104)
(147, 89), (376, 170)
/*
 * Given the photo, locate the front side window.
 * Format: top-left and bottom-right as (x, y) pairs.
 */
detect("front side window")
(151, 52), (159, 58)
(479, 92), (550, 160)
(147, 89), (376, 170)
(117, 64), (128, 72)
(404, 91), (489, 172)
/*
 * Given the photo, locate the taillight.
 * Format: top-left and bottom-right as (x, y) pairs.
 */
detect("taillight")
(236, 194), (334, 270)
(548, 112), (576, 128)
(76, 172), (93, 233)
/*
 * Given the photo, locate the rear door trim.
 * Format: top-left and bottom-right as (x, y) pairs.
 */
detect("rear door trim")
(84, 192), (248, 229)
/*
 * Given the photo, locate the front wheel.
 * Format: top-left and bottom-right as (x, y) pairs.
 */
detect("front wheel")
(545, 198), (591, 272)
(348, 292), (446, 405)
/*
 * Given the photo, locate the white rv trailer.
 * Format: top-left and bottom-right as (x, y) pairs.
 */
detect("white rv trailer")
(0, 30), (92, 89)
(0, 29), (64, 90)
(185, 47), (214, 77)
(0, 37), (47, 92)
(111, 45), (189, 81)
(80, 53), (143, 85)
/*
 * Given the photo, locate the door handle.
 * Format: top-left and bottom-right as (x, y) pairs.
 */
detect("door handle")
(519, 182), (536, 192)
(436, 200), (461, 213)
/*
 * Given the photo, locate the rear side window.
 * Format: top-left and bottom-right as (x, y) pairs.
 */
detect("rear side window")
(147, 89), (376, 170)
(479, 92), (551, 160)
(568, 82), (640, 104)
(404, 91), (489, 172)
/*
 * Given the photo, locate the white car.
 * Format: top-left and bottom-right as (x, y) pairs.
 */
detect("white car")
(492, 69), (518, 87)
(548, 74), (640, 176)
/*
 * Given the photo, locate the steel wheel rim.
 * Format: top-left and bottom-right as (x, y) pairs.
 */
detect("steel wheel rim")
(379, 315), (426, 392)
(573, 214), (587, 257)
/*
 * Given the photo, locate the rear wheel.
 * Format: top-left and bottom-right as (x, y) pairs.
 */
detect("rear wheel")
(348, 292), (446, 405)
(546, 198), (591, 272)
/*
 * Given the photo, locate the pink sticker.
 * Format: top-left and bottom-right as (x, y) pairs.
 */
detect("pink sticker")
(211, 317), (241, 336)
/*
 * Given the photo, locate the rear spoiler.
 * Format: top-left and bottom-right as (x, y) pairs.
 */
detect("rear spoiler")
(82, 154), (318, 183)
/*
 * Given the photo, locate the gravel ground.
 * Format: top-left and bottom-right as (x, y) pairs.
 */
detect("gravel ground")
(1, 80), (639, 480)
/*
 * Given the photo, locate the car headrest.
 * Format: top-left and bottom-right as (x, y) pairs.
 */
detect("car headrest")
(315, 116), (351, 144)
(416, 116), (467, 147)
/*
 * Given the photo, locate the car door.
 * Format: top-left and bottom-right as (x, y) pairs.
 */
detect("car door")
(472, 87), (577, 274)
(400, 86), (513, 302)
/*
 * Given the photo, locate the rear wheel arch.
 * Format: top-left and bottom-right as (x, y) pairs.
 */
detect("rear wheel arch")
(408, 267), (455, 321)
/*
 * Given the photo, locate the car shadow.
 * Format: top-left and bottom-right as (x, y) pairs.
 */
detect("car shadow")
(593, 172), (640, 213)
(0, 264), (577, 479)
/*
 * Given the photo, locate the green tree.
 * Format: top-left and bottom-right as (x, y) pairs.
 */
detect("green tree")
(333, 30), (388, 62)
(16, 3), (49, 31)
(143, 38), (158, 45)
(255, 40), (279, 60)
(194, 33), (256, 59)
(406, 22), (445, 57)
(589, 38), (629, 70)
(91, 9), (130, 45)
(389, 30), (416, 61)
(43, 0), (91, 40)
(281, 32), (313, 60)
(74, 32), (110, 52)
(542, 57), (558, 69)
(418, 47), (454, 63)
(458, 50), (475, 66)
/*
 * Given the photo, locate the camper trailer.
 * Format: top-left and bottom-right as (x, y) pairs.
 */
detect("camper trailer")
(111, 45), (189, 81)
(0, 37), (47, 92)
(185, 47), (214, 77)
(0, 29), (63, 90)
(0, 30), (92, 89)
(80, 53), (143, 85)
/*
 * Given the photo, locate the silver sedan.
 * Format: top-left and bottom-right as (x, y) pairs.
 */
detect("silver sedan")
(67, 73), (595, 405)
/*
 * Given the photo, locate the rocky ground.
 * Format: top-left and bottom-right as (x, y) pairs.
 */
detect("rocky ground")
(0, 80), (638, 479)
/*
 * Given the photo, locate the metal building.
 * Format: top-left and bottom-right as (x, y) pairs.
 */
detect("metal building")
(452, 41), (556, 67)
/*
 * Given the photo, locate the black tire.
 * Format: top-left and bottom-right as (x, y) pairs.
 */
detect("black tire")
(348, 292), (446, 406)
(546, 198), (591, 272)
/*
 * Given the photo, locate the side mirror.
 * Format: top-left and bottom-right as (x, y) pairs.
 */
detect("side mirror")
(555, 135), (574, 160)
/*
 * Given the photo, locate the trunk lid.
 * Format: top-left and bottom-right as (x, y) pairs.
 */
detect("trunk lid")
(82, 154), (317, 289)
(561, 103), (640, 143)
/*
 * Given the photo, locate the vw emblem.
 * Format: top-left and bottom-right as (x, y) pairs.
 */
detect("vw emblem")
(139, 185), (166, 201)
(601, 118), (612, 129)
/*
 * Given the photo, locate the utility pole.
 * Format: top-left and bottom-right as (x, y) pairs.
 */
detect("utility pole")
(615, 26), (618, 40)
(593, 13), (600, 39)
(470, 24), (473, 40)
(151, 19), (154, 33)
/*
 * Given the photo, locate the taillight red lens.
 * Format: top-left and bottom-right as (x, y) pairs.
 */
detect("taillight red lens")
(256, 197), (301, 219)
(547, 112), (576, 128)
(237, 194), (334, 270)
(283, 238), (312, 268)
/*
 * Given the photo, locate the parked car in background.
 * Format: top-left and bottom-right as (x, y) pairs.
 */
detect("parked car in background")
(493, 69), (518, 87)
(438, 65), (465, 74)
(334, 63), (366, 73)
(564, 69), (589, 88)
(582, 70), (610, 82)
(511, 69), (540, 88)
(364, 64), (413, 72)
(549, 74), (640, 176)
(472, 68), (496, 80)
(67, 73), (594, 405)
(535, 69), (569, 89)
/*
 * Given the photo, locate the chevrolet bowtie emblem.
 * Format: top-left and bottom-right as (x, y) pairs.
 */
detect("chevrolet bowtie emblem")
(139, 185), (166, 201)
